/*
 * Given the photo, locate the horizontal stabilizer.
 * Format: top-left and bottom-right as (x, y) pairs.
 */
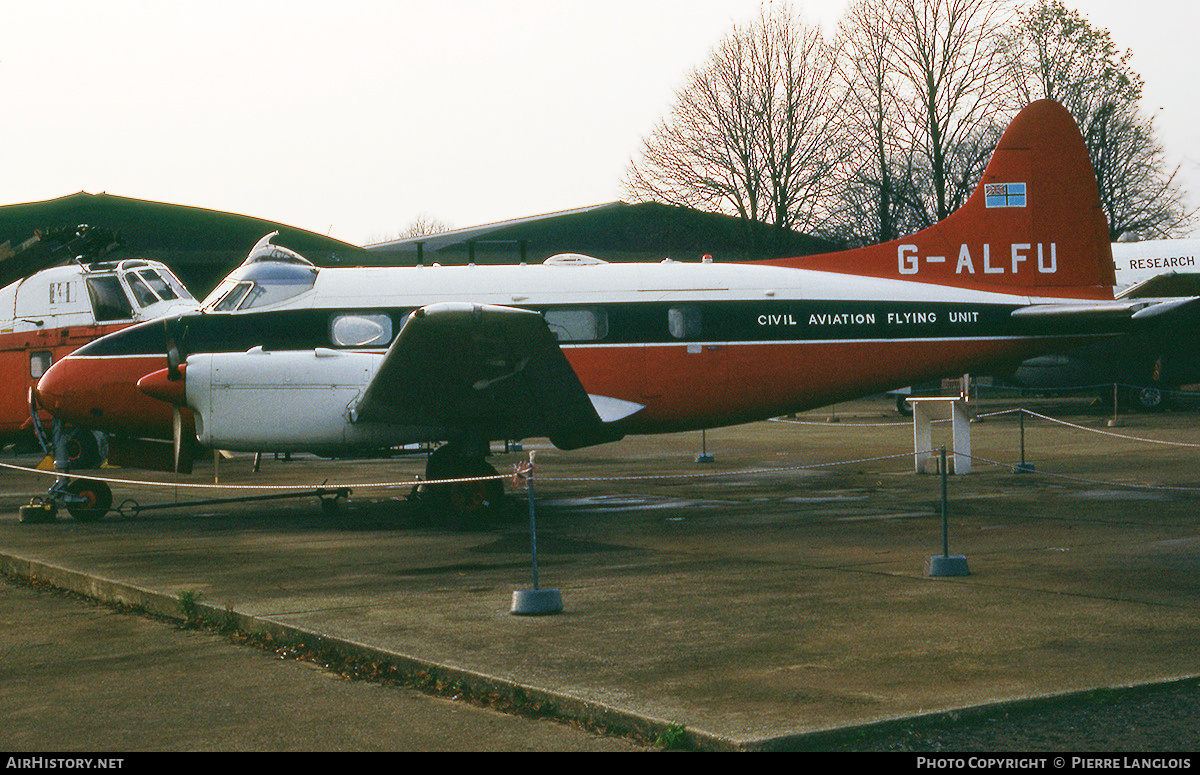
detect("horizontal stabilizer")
(1011, 296), (1200, 322)
(1117, 272), (1200, 300)
(1010, 301), (1148, 319)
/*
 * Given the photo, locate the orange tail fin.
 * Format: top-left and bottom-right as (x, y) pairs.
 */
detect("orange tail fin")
(770, 100), (1115, 299)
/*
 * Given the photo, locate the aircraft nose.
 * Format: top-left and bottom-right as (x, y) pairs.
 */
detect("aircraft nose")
(37, 353), (177, 439)
(35, 356), (94, 426)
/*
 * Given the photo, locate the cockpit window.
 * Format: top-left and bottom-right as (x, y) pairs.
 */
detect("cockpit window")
(210, 281), (253, 311)
(201, 232), (319, 312)
(125, 272), (159, 308)
(237, 274), (317, 310)
(137, 269), (179, 300)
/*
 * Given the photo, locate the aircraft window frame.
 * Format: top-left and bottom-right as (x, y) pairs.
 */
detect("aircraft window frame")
(329, 313), (394, 347)
(543, 307), (608, 342)
(124, 272), (160, 308)
(137, 269), (179, 300)
(668, 305), (702, 340)
(238, 279), (317, 311)
(85, 275), (135, 322)
(159, 269), (192, 300)
(211, 281), (253, 312)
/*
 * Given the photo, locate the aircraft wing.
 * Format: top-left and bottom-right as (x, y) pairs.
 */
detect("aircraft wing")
(1011, 296), (1200, 322)
(352, 302), (639, 450)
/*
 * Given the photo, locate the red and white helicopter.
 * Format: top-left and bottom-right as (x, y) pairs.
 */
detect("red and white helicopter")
(1, 226), (197, 467)
(33, 100), (1199, 521)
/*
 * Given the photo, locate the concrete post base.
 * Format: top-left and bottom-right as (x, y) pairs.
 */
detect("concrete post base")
(925, 555), (970, 577)
(511, 588), (563, 615)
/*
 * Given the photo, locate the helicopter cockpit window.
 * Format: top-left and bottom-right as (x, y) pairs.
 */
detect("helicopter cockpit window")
(85, 276), (134, 322)
(137, 269), (179, 300)
(124, 272), (159, 308)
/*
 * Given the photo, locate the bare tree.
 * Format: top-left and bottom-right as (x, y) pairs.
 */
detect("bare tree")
(400, 213), (454, 239)
(823, 0), (920, 245)
(1004, 0), (1193, 239)
(624, 3), (842, 256)
(818, 0), (1013, 246)
(364, 213), (454, 246)
(884, 0), (1015, 223)
(753, 8), (848, 238)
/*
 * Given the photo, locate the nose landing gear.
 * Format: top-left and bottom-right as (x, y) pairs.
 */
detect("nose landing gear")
(19, 477), (113, 523)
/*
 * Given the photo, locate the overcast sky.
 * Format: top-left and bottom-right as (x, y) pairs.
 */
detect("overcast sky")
(2, 0), (1195, 246)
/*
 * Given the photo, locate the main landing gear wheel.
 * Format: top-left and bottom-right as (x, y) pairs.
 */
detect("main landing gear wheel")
(414, 445), (507, 530)
(1133, 386), (1168, 411)
(63, 478), (113, 522)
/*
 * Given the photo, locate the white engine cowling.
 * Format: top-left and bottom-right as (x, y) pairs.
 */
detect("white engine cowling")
(185, 347), (399, 452)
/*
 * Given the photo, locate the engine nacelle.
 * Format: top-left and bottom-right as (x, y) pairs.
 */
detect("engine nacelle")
(185, 347), (401, 452)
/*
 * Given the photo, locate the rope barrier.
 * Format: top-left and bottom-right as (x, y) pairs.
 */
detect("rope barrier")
(780, 404), (1200, 449)
(3, 401), (1198, 499)
(0, 452), (921, 491)
(961, 450), (1200, 494)
(1016, 409), (1200, 448)
(0, 459), (499, 492)
(770, 417), (911, 428)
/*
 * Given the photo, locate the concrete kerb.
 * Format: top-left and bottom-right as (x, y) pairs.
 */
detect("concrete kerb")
(11, 537), (1200, 752)
(0, 548), (740, 752)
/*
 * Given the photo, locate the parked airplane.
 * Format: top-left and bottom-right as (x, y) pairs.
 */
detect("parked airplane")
(1112, 238), (1200, 296)
(999, 238), (1200, 408)
(33, 100), (1200, 521)
(1, 227), (198, 464)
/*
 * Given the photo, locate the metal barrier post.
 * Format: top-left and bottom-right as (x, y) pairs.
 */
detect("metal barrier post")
(925, 446), (970, 577)
(511, 451), (562, 615)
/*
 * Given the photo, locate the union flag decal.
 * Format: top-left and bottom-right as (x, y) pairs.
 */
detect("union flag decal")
(985, 182), (1026, 208)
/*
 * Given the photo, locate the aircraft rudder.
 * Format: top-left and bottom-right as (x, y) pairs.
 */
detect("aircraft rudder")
(773, 100), (1115, 299)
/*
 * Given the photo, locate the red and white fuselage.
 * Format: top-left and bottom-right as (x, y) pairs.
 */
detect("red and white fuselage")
(37, 101), (1174, 456)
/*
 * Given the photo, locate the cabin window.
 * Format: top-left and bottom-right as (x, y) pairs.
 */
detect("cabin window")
(544, 308), (608, 342)
(30, 351), (51, 379)
(668, 305), (702, 340)
(330, 313), (393, 347)
(85, 276), (134, 322)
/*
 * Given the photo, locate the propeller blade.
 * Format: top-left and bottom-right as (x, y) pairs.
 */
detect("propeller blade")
(172, 406), (194, 474)
(164, 318), (185, 381)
